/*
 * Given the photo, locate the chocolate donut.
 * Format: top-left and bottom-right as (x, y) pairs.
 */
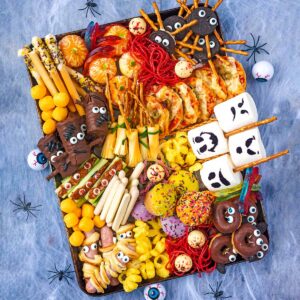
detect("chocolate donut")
(193, 34), (220, 62)
(149, 30), (176, 54)
(209, 234), (237, 265)
(213, 201), (242, 234)
(232, 223), (266, 259)
(163, 16), (187, 40)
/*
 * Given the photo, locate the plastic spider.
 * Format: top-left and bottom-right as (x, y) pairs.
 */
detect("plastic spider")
(243, 33), (270, 63)
(79, 0), (101, 18)
(10, 194), (42, 221)
(47, 264), (74, 285)
(204, 281), (232, 299)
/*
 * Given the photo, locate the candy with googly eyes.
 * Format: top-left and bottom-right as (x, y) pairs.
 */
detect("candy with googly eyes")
(27, 149), (48, 171)
(252, 61), (274, 82)
(144, 283), (166, 300)
(175, 60), (194, 78)
(129, 17), (147, 35)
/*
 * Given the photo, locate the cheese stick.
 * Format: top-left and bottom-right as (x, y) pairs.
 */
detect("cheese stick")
(129, 161), (145, 182)
(94, 175), (118, 215)
(121, 186), (139, 225)
(118, 170), (126, 180)
(128, 178), (139, 190)
(101, 122), (117, 159)
(114, 115), (128, 156)
(112, 193), (131, 231)
(148, 125), (160, 161)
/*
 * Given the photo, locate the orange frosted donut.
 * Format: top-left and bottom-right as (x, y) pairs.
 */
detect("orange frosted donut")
(88, 58), (117, 84)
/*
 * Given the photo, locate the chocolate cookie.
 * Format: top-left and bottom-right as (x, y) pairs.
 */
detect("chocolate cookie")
(149, 30), (176, 54)
(164, 15), (188, 40)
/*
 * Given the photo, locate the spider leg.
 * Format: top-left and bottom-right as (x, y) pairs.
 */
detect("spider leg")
(10, 200), (23, 208)
(64, 274), (74, 279)
(220, 47), (248, 56)
(64, 276), (70, 285)
(217, 281), (222, 291)
(47, 270), (58, 274)
(90, 8), (96, 17)
(21, 195), (27, 207)
(212, 0), (223, 12)
(49, 275), (59, 284)
(260, 48), (270, 55)
(209, 284), (215, 293)
(253, 51), (257, 63)
(78, 6), (88, 11)
(250, 33), (255, 46)
(27, 210), (38, 218)
(86, 7), (89, 18)
(12, 207), (23, 212)
(246, 50), (255, 61)
(205, 0), (209, 7)
(64, 264), (71, 272)
(204, 292), (214, 295)
(48, 273), (59, 279)
(221, 296), (232, 299)
(92, 8), (101, 16)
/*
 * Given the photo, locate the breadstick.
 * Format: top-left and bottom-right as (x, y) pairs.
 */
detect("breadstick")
(121, 186), (139, 225)
(112, 193), (131, 231)
(72, 80), (87, 97)
(118, 170), (126, 180)
(129, 161), (145, 182)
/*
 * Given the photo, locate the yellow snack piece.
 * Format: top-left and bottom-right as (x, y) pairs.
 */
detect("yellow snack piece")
(93, 215), (105, 228)
(42, 119), (56, 134)
(52, 107), (68, 122)
(118, 272), (127, 284)
(154, 254), (169, 269)
(123, 281), (138, 292)
(127, 260), (142, 270)
(60, 198), (77, 213)
(127, 274), (142, 283)
(73, 224), (80, 231)
(175, 154), (185, 166)
(180, 145), (189, 155)
(189, 162), (203, 173)
(170, 162), (181, 171)
(53, 92), (70, 107)
(126, 268), (140, 276)
(139, 252), (152, 262)
(152, 234), (165, 245)
(31, 85), (47, 100)
(69, 231), (85, 247)
(148, 219), (161, 230)
(156, 267), (170, 278)
(41, 110), (53, 121)
(39, 96), (55, 111)
(74, 207), (82, 218)
(63, 212), (79, 228)
(175, 131), (187, 139)
(140, 263), (148, 280)
(145, 260), (155, 279)
(82, 203), (95, 219)
(78, 217), (94, 232)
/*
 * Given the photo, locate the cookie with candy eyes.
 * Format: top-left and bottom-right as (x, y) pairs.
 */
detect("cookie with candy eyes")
(187, 7), (218, 36)
(193, 34), (220, 61)
(149, 30), (176, 54)
(163, 15), (187, 40)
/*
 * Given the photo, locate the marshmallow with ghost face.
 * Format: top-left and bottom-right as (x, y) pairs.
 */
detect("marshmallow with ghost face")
(199, 154), (243, 192)
(214, 92), (258, 133)
(228, 127), (266, 167)
(188, 121), (228, 159)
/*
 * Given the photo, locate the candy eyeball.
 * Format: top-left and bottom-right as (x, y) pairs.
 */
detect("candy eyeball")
(99, 107), (107, 114)
(144, 283), (166, 300)
(256, 238), (263, 246)
(117, 251), (124, 259)
(254, 229), (261, 237)
(198, 9), (206, 17)
(90, 243), (97, 250)
(225, 216), (234, 224)
(70, 137), (77, 144)
(126, 231), (133, 238)
(27, 149), (48, 171)
(92, 106), (100, 113)
(227, 207), (235, 215)
(256, 251), (264, 259)
(129, 17), (147, 35)
(262, 243), (269, 251)
(249, 206), (257, 214)
(155, 36), (162, 44)
(83, 246), (89, 253)
(228, 254), (236, 262)
(247, 215), (255, 223)
(252, 61), (274, 82)
(81, 124), (87, 132)
(175, 60), (194, 79)
(122, 255), (130, 263)
(77, 132), (85, 140)
(119, 233), (127, 239)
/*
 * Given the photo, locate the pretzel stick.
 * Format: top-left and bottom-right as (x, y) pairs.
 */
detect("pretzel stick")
(208, 59), (218, 78)
(172, 19), (198, 35)
(196, 152), (228, 164)
(176, 0), (191, 14)
(28, 51), (58, 96)
(193, 0), (199, 8)
(205, 0), (209, 7)
(178, 0), (186, 16)
(189, 35), (200, 55)
(176, 41), (203, 52)
(175, 49), (196, 65)
(214, 29), (224, 45)
(117, 101), (131, 131)
(233, 150), (289, 173)
(220, 47), (248, 56)
(224, 40), (247, 45)
(139, 9), (158, 31)
(179, 30), (193, 48)
(225, 117), (277, 138)
(105, 73), (115, 123)
(152, 2), (164, 30)
(212, 0), (223, 11)
(205, 35), (212, 59)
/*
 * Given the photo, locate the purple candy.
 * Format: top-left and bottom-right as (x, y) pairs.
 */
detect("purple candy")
(161, 216), (187, 238)
(132, 200), (155, 221)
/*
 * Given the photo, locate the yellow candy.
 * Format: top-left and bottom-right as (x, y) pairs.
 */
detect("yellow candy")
(74, 207), (82, 218)
(148, 219), (161, 229)
(39, 96), (55, 111)
(69, 231), (85, 247)
(154, 254), (169, 269)
(73, 224), (80, 231)
(31, 85), (47, 99)
(82, 203), (95, 219)
(175, 131), (187, 139)
(60, 198), (77, 213)
(41, 110), (53, 121)
(127, 259), (142, 270)
(175, 154), (185, 166)
(140, 263), (148, 280)
(177, 136), (188, 145)
(170, 162), (181, 171)
(52, 107), (68, 122)
(118, 272), (127, 284)
(123, 281), (138, 292)
(126, 268), (140, 276)
(145, 260), (155, 279)
(93, 215), (105, 228)
(127, 274), (142, 283)
(138, 252), (152, 262)
(189, 162), (203, 173)
(152, 234), (164, 245)
(156, 267), (170, 278)
(166, 150), (176, 163)
(64, 212), (79, 228)
(148, 229), (160, 237)
(42, 119), (56, 134)
(78, 217), (94, 232)
(180, 145), (189, 155)
(185, 151), (197, 166)
(53, 92), (70, 107)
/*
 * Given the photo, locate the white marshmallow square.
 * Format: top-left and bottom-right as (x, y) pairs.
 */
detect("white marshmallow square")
(214, 92), (258, 133)
(187, 121), (228, 159)
(199, 154), (243, 191)
(228, 127), (266, 167)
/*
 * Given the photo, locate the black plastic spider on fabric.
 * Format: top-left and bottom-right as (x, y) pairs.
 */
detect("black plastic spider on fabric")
(10, 194), (42, 221)
(47, 264), (75, 285)
(204, 281), (232, 299)
(243, 33), (270, 63)
(79, 0), (101, 18)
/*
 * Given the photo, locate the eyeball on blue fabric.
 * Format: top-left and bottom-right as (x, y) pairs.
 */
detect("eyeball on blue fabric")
(144, 283), (166, 300)
(27, 149), (48, 171)
(252, 61), (274, 82)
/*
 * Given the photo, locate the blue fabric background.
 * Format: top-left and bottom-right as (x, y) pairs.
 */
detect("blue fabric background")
(0, 0), (299, 299)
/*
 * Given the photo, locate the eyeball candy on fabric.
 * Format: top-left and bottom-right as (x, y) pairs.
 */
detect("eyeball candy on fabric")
(161, 215), (186, 238)
(174, 254), (193, 273)
(27, 149), (48, 171)
(188, 230), (207, 249)
(175, 60), (194, 78)
(129, 17), (147, 35)
(144, 283), (166, 300)
(252, 61), (274, 82)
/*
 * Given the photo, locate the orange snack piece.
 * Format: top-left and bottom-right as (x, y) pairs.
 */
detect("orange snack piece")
(88, 57), (117, 84)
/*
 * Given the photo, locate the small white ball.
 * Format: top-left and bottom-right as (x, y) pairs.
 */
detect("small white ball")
(252, 61), (274, 82)
(129, 17), (147, 35)
(27, 149), (48, 171)
(175, 60), (194, 78)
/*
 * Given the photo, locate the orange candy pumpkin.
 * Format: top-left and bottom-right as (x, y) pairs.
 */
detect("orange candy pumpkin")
(59, 35), (88, 68)
(88, 57), (117, 84)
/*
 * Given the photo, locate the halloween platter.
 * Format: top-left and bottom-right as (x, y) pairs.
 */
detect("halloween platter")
(19, 0), (289, 296)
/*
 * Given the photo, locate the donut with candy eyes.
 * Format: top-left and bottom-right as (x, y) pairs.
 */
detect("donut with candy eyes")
(232, 223), (267, 259)
(163, 16), (187, 40)
(149, 30), (176, 54)
(245, 203), (259, 225)
(213, 201), (242, 234)
(193, 34), (220, 62)
(209, 234), (237, 265)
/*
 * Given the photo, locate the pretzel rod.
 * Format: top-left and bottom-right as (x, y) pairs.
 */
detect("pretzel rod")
(117, 97), (131, 131)
(180, 30), (193, 47)
(189, 35), (200, 55)
(224, 40), (247, 45)
(175, 49), (196, 65)
(212, 0), (223, 11)
(205, 0), (209, 7)
(193, 0), (199, 8)
(220, 47), (248, 56)
(152, 2), (164, 30)
(139, 83), (144, 126)
(208, 59), (218, 78)
(128, 91), (152, 125)
(177, 0), (191, 14)
(225, 117), (278, 138)
(105, 73), (115, 123)
(72, 80), (87, 97)
(233, 150), (289, 173)
(178, 0), (186, 16)
(197, 152), (228, 164)
(177, 40), (203, 52)
(172, 19), (198, 35)
(205, 35), (212, 59)
(28, 51), (58, 96)
(214, 29), (224, 45)
(139, 9), (158, 31)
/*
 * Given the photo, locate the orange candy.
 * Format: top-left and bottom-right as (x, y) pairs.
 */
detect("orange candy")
(88, 58), (117, 84)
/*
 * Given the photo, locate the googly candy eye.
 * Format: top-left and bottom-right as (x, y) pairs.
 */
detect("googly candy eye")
(256, 238), (263, 246)
(254, 229), (261, 237)
(262, 243), (269, 251)
(162, 39), (170, 47)
(64, 182), (72, 190)
(73, 173), (80, 180)
(155, 36), (162, 44)
(100, 107), (107, 114)
(117, 251), (124, 259)
(57, 150), (64, 156)
(81, 124), (87, 132)
(174, 22), (182, 29)
(209, 41), (216, 48)
(77, 132), (85, 140)
(247, 216), (255, 223)
(228, 254), (236, 262)
(249, 206), (257, 214)
(166, 25), (172, 31)
(91, 243), (97, 250)
(83, 246), (89, 253)
(119, 233), (127, 239)
(144, 283), (166, 300)
(122, 255), (130, 263)
(225, 216), (234, 224)
(70, 137), (77, 144)
(50, 155), (57, 162)
(198, 38), (205, 46)
(92, 107), (100, 113)
(227, 207), (235, 215)
(126, 231), (133, 237)
(257, 251), (264, 259)
(198, 9), (206, 17)
(93, 188), (101, 195)
(209, 17), (217, 25)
